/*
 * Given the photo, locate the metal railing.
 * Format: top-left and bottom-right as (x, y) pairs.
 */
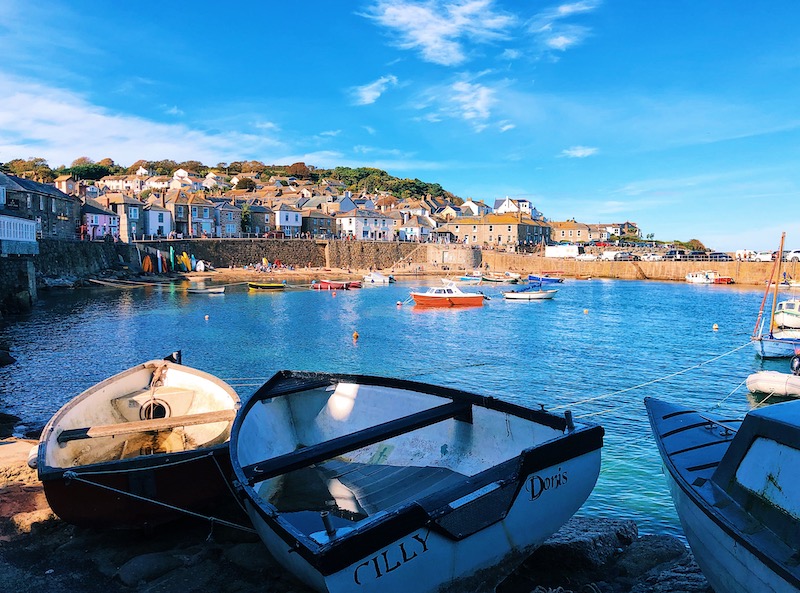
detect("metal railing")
(0, 214), (37, 242)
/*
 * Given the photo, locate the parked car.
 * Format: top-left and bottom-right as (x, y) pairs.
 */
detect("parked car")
(614, 252), (640, 261)
(685, 251), (709, 261)
(752, 251), (774, 262)
(708, 252), (733, 261)
(576, 253), (598, 261)
(664, 249), (687, 260)
(784, 249), (800, 262)
(641, 252), (663, 261)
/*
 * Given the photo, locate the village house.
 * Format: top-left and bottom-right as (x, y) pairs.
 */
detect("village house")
(98, 193), (144, 241)
(0, 172), (79, 241)
(460, 198), (492, 217)
(301, 209), (335, 238)
(336, 208), (393, 241)
(142, 199), (172, 238)
(494, 197), (532, 216)
(238, 200), (271, 236)
(81, 198), (120, 240)
(399, 214), (434, 242)
(274, 203), (302, 238)
(97, 174), (147, 194)
(549, 219), (592, 244)
(170, 169), (205, 192)
(163, 190), (214, 237)
(441, 213), (551, 249)
(212, 199), (242, 237)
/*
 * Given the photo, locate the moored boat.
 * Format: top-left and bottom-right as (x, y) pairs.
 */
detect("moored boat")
(482, 271), (520, 283)
(187, 285), (225, 294)
(645, 397), (800, 593)
(249, 281), (287, 290)
(746, 370), (800, 399)
(685, 270), (734, 284)
(503, 283), (557, 300)
(312, 280), (358, 290)
(774, 298), (800, 329)
(410, 284), (486, 307)
(36, 358), (240, 529)
(363, 272), (395, 284)
(230, 370), (604, 593)
(528, 273), (564, 284)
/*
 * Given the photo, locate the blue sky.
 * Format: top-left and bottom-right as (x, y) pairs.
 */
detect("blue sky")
(2, 0), (799, 251)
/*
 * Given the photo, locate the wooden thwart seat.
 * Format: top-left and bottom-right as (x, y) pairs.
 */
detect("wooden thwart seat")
(57, 409), (236, 444)
(243, 400), (472, 485)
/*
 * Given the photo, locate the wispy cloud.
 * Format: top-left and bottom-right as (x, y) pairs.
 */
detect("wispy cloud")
(0, 73), (283, 166)
(449, 81), (496, 130)
(351, 75), (399, 105)
(560, 145), (598, 158)
(164, 105), (184, 116)
(529, 1), (599, 54)
(499, 121), (515, 132)
(364, 0), (515, 66)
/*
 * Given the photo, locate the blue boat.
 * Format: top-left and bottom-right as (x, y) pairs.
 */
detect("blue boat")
(751, 331), (800, 358)
(528, 273), (564, 284)
(646, 397), (800, 593)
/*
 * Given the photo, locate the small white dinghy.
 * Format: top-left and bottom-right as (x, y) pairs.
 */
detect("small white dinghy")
(230, 371), (603, 593)
(746, 371), (800, 399)
(36, 357), (240, 528)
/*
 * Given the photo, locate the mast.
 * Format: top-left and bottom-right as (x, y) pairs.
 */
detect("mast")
(753, 232), (785, 338)
(768, 232), (786, 335)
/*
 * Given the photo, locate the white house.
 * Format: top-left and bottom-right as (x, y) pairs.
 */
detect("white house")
(142, 200), (172, 238)
(460, 199), (492, 217)
(274, 203), (302, 237)
(336, 208), (393, 240)
(494, 197), (532, 216)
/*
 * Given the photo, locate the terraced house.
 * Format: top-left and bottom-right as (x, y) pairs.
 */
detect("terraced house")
(441, 214), (551, 249)
(0, 172), (79, 241)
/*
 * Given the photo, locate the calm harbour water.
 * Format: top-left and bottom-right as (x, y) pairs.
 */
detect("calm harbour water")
(0, 277), (786, 538)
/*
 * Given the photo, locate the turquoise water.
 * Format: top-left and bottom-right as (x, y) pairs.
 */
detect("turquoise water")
(0, 278), (787, 537)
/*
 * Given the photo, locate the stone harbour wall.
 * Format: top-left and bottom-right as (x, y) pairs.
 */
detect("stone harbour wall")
(137, 238), (327, 269)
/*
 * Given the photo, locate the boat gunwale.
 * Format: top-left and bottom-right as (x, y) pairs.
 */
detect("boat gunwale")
(644, 398), (800, 589)
(231, 370), (604, 576)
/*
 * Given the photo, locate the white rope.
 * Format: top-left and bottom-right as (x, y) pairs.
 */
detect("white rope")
(552, 341), (752, 412)
(712, 377), (748, 408)
(64, 473), (256, 533)
(70, 450), (219, 476)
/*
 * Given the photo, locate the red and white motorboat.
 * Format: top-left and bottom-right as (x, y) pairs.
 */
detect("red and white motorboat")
(410, 284), (486, 307)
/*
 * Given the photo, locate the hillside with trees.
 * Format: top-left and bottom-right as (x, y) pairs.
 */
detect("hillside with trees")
(0, 156), (460, 203)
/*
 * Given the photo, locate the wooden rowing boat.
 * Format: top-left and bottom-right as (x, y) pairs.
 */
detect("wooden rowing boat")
(35, 359), (240, 529)
(230, 371), (603, 593)
(248, 282), (286, 290)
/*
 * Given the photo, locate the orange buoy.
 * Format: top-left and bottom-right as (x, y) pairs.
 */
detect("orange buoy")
(352, 331), (359, 341)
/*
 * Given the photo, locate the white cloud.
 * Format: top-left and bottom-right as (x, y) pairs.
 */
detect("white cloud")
(560, 145), (598, 158)
(164, 105), (184, 116)
(363, 126), (376, 135)
(319, 130), (342, 137)
(499, 121), (515, 132)
(0, 72), (283, 166)
(364, 0), (515, 66)
(530, 1), (599, 54)
(351, 75), (399, 105)
(451, 81), (495, 122)
(501, 48), (521, 60)
(254, 121), (280, 131)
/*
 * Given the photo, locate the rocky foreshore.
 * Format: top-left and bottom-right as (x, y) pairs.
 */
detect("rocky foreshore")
(0, 435), (710, 593)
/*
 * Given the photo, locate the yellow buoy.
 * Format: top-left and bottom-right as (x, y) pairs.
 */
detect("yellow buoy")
(352, 331), (359, 341)
(583, 309), (589, 315)
(712, 323), (718, 331)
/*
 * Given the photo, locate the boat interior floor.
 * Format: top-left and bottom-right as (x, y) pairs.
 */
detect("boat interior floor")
(265, 459), (467, 536)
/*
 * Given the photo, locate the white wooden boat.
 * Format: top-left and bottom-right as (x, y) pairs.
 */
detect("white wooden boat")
(685, 270), (734, 284)
(230, 371), (604, 593)
(503, 285), (558, 300)
(36, 358), (240, 528)
(363, 272), (395, 284)
(746, 370), (800, 399)
(187, 285), (225, 294)
(774, 298), (800, 329)
(646, 397), (800, 593)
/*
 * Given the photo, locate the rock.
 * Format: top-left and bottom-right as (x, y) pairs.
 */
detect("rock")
(615, 534), (688, 579)
(116, 552), (184, 586)
(10, 508), (57, 533)
(629, 555), (713, 593)
(0, 349), (15, 367)
(223, 542), (281, 572)
(0, 412), (21, 437)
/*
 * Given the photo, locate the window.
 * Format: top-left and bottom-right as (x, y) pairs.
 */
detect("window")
(177, 206), (185, 218)
(51, 198), (56, 213)
(227, 212), (233, 221)
(39, 195), (44, 210)
(129, 207), (139, 220)
(0, 187), (4, 204)
(489, 225), (493, 232)
(192, 207), (198, 217)
(27, 193), (32, 209)
(508, 226), (512, 232)
(203, 208), (209, 218)
(157, 213), (164, 223)
(90, 215), (99, 225)
(294, 214), (299, 222)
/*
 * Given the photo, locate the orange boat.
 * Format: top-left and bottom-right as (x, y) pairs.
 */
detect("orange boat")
(410, 284), (486, 307)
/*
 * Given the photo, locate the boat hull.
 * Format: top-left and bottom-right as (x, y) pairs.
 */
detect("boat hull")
(248, 282), (286, 290)
(244, 449), (601, 593)
(751, 333), (800, 358)
(527, 275), (564, 284)
(411, 293), (485, 307)
(503, 289), (557, 300)
(746, 371), (800, 398)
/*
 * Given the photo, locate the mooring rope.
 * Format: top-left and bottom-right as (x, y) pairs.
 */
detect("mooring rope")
(63, 472), (256, 533)
(552, 341), (753, 412)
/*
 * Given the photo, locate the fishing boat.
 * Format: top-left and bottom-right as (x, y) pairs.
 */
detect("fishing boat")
(774, 298), (800, 329)
(230, 371), (604, 593)
(410, 284), (486, 307)
(645, 397), (800, 593)
(363, 272), (395, 284)
(187, 285), (225, 294)
(685, 270), (734, 284)
(248, 281), (287, 290)
(35, 358), (240, 529)
(752, 233), (800, 358)
(527, 273), (564, 284)
(503, 284), (558, 300)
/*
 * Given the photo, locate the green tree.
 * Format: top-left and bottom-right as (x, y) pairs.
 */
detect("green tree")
(240, 203), (251, 232)
(236, 177), (257, 191)
(69, 163), (112, 180)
